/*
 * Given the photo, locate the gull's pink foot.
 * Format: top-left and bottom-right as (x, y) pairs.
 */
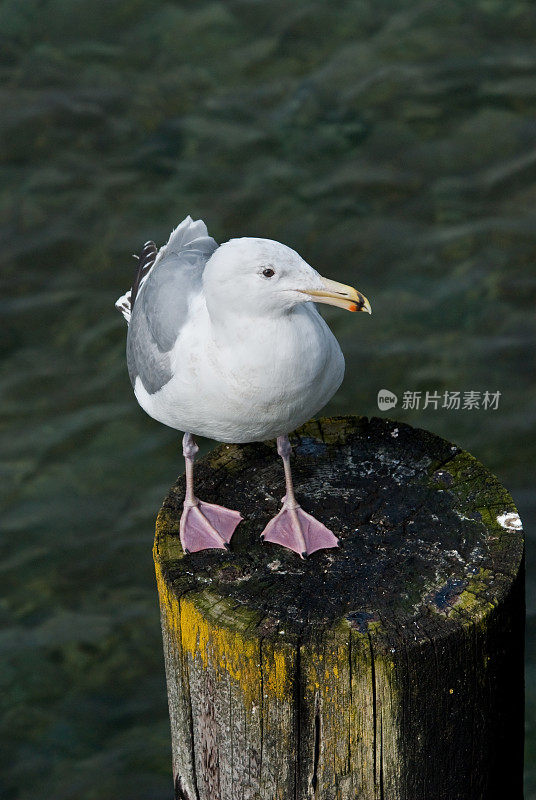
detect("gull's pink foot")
(180, 500), (242, 554)
(261, 501), (339, 558)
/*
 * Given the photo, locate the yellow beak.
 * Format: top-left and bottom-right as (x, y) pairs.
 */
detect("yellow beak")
(299, 277), (372, 313)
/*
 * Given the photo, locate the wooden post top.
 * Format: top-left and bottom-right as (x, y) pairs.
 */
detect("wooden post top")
(154, 415), (523, 645)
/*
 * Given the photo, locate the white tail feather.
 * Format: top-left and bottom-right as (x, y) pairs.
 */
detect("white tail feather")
(115, 289), (132, 323)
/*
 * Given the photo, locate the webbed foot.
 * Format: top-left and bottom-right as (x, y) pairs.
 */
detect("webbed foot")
(180, 500), (242, 554)
(261, 501), (338, 558)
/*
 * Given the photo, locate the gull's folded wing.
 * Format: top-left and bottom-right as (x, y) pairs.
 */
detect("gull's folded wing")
(120, 216), (218, 394)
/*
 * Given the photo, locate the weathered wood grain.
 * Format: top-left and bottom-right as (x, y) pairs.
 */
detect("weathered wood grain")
(154, 415), (524, 800)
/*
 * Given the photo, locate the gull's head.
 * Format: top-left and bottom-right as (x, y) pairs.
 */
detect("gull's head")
(203, 237), (371, 318)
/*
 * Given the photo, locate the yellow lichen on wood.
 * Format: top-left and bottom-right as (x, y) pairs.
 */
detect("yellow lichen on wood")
(154, 558), (181, 639)
(154, 558), (292, 710)
(300, 621), (402, 796)
(178, 594), (261, 706)
(451, 567), (497, 621)
(302, 627), (358, 788)
(262, 646), (291, 699)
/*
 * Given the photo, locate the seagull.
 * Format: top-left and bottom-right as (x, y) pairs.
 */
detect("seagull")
(116, 216), (371, 558)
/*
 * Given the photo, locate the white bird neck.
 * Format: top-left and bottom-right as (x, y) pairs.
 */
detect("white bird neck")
(205, 298), (293, 343)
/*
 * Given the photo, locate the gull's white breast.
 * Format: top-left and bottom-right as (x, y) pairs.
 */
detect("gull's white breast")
(134, 297), (344, 443)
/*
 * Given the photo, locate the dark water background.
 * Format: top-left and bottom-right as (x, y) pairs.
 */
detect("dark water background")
(1, 1), (535, 797)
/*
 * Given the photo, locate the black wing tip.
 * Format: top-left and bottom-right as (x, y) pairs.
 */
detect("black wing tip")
(130, 240), (158, 309)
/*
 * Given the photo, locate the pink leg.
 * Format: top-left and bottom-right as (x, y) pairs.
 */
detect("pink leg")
(179, 433), (242, 554)
(260, 435), (339, 558)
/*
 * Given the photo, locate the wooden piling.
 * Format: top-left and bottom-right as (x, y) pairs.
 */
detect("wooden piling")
(153, 415), (524, 800)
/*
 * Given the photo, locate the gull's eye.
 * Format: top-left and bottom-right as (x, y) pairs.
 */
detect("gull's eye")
(262, 268), (275, 278)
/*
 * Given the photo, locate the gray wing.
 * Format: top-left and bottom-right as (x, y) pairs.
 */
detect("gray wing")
(126, 217), (218, 394)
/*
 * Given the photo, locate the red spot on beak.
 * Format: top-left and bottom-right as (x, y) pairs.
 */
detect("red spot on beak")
(349, 303), (358, 312)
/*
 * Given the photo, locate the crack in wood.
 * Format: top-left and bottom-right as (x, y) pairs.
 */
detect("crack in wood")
(367, 630), (378, 788)
(175, 776), (193, 800)
(294, 636), (303, 800)
(347, 631), (352, 775)
(312, 692), (321, 795)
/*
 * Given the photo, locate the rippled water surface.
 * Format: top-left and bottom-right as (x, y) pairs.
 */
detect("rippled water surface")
(1, 1), (535, 797)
